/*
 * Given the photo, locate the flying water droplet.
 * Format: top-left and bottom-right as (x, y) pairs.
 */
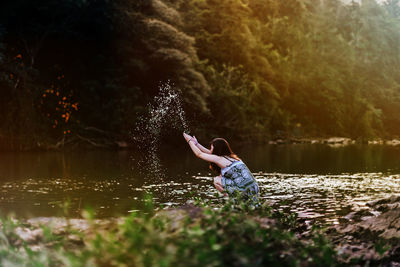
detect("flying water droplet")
(133, 81), (190, 183)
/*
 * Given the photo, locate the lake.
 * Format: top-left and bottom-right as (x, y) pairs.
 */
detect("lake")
(1, 144), (400, 225)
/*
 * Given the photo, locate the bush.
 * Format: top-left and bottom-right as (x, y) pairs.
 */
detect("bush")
(0, 197), (338, 266)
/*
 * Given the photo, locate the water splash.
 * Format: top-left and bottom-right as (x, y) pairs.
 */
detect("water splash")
(150, 82), (190, 133)
(133, 81), (190, 182)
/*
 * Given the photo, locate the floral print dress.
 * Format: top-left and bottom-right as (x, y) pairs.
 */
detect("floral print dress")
(220, 157), (259, 202)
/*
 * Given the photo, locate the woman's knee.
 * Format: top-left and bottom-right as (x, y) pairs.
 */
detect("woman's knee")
(213, 176), (224, 192)
(213, 175), (222, 185)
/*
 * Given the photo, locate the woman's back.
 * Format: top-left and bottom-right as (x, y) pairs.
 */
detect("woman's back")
(220, 156), (259, 201)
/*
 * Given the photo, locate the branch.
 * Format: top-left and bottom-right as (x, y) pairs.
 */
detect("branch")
(76, 134), (108, 147)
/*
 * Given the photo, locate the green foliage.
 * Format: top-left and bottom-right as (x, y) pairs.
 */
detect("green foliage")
(114, 0), (210, 113)
(2, 0), (400, 148)
(374, 238), (391, 256)
(0, 197), (339, 266)
(173, 0), (400, 140)
(0, 0), (210, 149)
(199, 64), (271, 139)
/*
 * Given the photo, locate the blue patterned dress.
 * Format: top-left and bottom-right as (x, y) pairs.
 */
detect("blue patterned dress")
(220, 157), (259, 202)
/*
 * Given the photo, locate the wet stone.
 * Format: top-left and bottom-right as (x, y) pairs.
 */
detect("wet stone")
(331, 195), (400, 264)
(14, 227), (44, 243)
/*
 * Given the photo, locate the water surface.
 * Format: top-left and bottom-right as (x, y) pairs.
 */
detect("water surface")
(1, 144), (400, 224)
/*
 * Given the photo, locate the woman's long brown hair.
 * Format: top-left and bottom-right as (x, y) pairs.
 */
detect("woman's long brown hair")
(209, 138), (240, 174)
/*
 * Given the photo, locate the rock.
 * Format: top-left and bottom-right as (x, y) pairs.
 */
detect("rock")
(326, 137), (353, 144)
(343, 209), (377, 222)
(27, 217), (91, 234)
(290, 139), (300, 144)
(297, 211), (323, 219)
(367, 196), (400, 214)
(178, 204), (204, 219)
(368, 140), (384, 145)
(343, 211), (356, 221)
(358, 209), (400, 240)
(14, 226), (43, 243)
(67, 234), (84, 245)
(336, 224), (361, 234)
(386, 139), (400, 146)
(28, 244), (46, 252)
(14, 227), (43, 243)
(381, 228), (400, 239)
(155, 204), (204, 232)
(26, 217), (124, 240)
(367, 195), (400, 207)
(336, 242), (389, 263)
(332, 196), (400, 264)
(336, 208), (400, 240)
(335, 196), (400, 242)
(156, 209), (192, 232)
(253, 217), (276, 229)
(276, 139), (287, 144)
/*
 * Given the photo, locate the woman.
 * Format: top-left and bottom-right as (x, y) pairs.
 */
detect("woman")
(183, 133), (259, 202)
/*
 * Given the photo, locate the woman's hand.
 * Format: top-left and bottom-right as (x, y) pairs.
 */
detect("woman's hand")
(183, 132), (199, 145)
(183, 132), (192, 143)
(183, 132), (221, 164)
(192, 136), (198, 144)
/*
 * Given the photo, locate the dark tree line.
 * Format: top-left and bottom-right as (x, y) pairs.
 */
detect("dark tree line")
(0, 0), (400, 150)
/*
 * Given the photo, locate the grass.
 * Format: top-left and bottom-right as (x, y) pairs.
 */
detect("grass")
(0, 196), (339, 267)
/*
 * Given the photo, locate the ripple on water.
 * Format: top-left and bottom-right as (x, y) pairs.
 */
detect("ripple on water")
(0, 172), (399, 222)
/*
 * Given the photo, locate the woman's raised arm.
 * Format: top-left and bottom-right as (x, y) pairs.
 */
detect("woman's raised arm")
(183, 133), (222, 166)
(193, 136), (211, 154)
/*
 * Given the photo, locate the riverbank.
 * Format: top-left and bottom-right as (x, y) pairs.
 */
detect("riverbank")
(2, 134), (400, 152)
(268, 137), (400, 147)
(1, 196), (399, 266)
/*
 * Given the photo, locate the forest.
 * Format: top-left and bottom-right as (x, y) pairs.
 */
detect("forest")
(1, 0), (400, 150)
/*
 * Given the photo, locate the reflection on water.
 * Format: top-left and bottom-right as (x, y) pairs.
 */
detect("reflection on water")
(0, 145), (400, 224)
(256, 173), (400, 225)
